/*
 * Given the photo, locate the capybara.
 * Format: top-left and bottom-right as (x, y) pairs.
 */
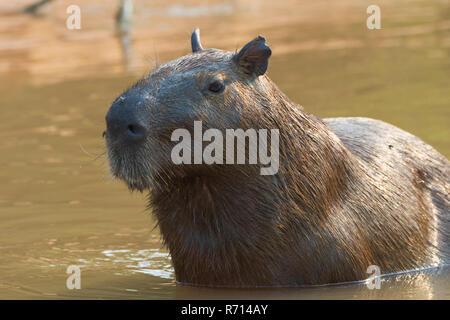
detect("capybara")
(105, 29), (449, 287)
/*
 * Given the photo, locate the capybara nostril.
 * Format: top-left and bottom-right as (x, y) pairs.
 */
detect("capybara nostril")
(106, 112), (147, 142)
(126, 123), (147, 139)
(105, 91), (149, 143)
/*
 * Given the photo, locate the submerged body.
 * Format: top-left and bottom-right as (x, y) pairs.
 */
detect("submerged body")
(105, 30), (449, 287)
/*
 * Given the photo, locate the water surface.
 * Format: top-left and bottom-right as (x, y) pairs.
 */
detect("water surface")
(0, 0), (449, 299)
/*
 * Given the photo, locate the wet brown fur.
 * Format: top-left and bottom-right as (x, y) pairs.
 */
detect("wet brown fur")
(106, 37), (449, 287)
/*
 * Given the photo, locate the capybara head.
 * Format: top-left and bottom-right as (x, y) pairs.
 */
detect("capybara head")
(105, 29), (281, 191)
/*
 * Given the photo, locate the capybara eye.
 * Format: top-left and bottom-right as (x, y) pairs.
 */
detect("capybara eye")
(208, 80), (224, 93)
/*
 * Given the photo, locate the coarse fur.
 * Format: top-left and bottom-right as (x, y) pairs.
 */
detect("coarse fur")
(105, 30), (449, 287)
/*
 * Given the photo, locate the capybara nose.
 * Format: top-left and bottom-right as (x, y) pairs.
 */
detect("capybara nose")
(105, 96), (148, 143)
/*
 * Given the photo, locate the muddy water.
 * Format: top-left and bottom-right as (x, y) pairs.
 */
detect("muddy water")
(0, 0), (449, 299)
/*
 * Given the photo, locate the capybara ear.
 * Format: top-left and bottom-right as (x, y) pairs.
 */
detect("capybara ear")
(233, 36), (272, 76)
(191, 28), (204, 53)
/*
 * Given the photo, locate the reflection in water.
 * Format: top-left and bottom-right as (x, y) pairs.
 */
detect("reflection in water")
(116, 0), (134, 24)
(165, 2), (233, 17)
(101, 248), (173, 280)
(173, 265), (449, 300)
(116, 0), (134, 71)
(36, 242), (448, 299)
(23, 0), (53, 15)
